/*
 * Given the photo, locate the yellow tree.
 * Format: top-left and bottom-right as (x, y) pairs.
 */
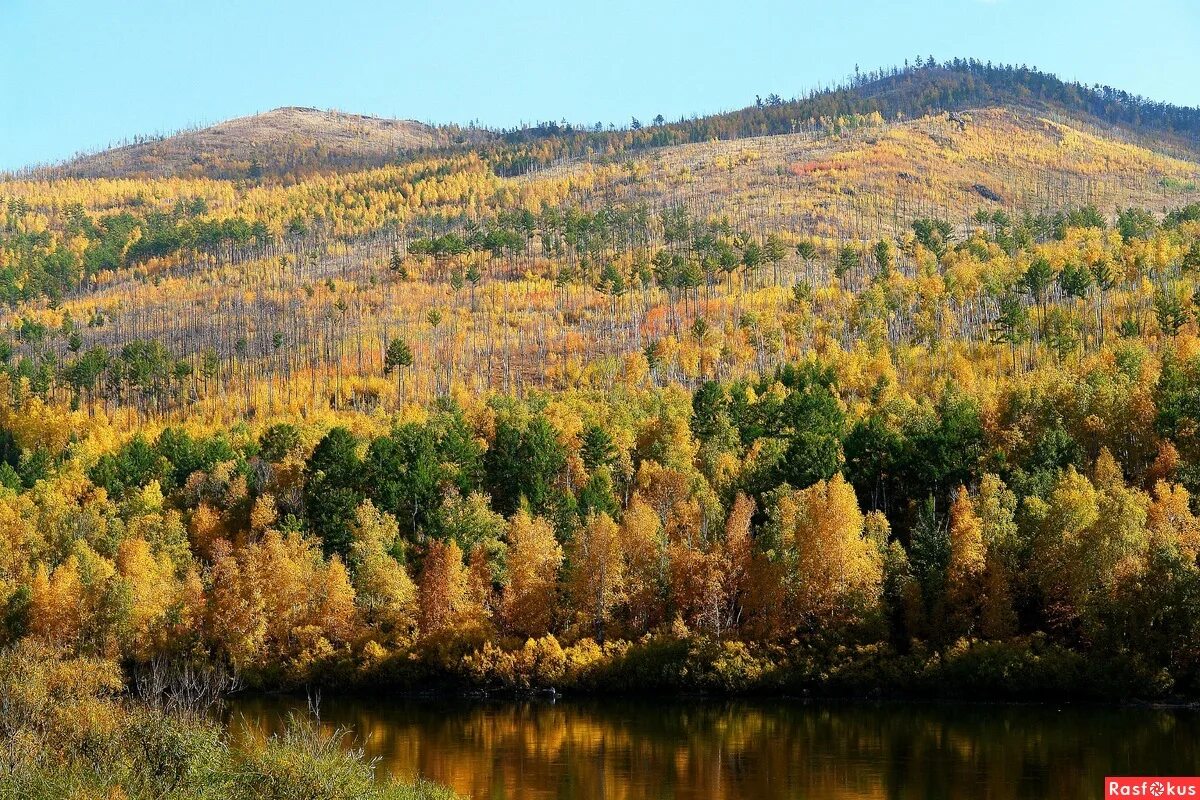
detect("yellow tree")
(1029, 466), (1100, 628)
(569, 512), (625, 641)
(976, 474), (1019, 639)
(1147, 481), (1200, 561)
(466, 544), (496, 621)
(28, 558), (83, 648)
(115, 537), (179, 660)
(249, 493), (278, 534)
(418, 539), (470, 637)
(244, 530), (315, 655)
(618, 494), (667, 634)
(501, 510), (562, 638)
(349, 500), (400, 555)
(172, 567), (207, 648)
(720, 492), (756, 633)
(1030, 453), (1149, 631)
(667, 541), (724, 636)
(944, 486), (985, 639)
(188, 502), (224, 559)
(315, 556), (357, 645)
(351, 548), (417, 646)
(72, 542), (119, 657)
(0, 490), (39, 586)
(767, 474), (882, 630)
(1092, 449), (1151, 591)
(206, 542), (266, 673)
(349, 500), (417, 646)
(741, 549), (788, 641)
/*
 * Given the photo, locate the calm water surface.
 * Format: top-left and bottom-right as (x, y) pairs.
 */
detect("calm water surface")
(229, 695), (1200, 800)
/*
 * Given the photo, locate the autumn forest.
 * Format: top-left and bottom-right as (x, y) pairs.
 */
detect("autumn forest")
(4, 60), (1200, 738)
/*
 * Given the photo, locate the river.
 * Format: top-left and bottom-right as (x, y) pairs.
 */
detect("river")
(229, 695), (1200, 799)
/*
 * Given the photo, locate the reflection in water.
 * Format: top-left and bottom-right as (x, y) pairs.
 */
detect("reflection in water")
(229, 695), (1200, 800)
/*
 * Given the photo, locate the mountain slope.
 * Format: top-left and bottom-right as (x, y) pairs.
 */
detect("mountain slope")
(4, 104), (1197, 407)
(51, 107), (487, 180)
(31, 61), (1200, 184)
(534, 106), (1200, 239)
(488, 61), (1200, 175)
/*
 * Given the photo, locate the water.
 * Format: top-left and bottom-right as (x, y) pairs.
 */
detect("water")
(229, 695), (1200, 799)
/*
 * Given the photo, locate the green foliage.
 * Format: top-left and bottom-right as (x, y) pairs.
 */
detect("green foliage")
(384, 339), (414, 373)
(485, 414), (566, 517)
(89, 434), (173, 498)
(155, 427), (238, 491)
(1058, 261), (1093, 299)
(366, 417), (483, 541)
(907, 498), (949, 623)
(305, 427), (365, 557)
(258, 423), (301, 463)
(580, 424), (618, 472)
(911, 218), (954, 257)
(1117, 207), (1158, 242)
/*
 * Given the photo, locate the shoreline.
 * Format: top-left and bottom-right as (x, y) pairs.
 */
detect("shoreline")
(223, 679), (1200, 711)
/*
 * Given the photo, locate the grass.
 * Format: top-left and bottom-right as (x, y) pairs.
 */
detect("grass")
(0, 642), (461, 800)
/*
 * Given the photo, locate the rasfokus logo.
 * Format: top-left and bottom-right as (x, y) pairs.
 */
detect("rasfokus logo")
(1106, 778), (1200, 797)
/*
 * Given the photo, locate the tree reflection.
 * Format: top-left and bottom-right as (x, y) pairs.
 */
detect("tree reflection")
(230, 698), (1200, 800)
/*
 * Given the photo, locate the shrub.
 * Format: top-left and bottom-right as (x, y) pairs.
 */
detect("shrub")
(0, 643), (461, 800)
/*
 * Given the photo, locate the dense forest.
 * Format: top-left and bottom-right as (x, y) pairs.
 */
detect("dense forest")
(1, 63), (1200, 714)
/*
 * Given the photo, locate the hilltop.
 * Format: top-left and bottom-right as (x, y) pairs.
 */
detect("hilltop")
(49, 106), (490, 180)
(24, 61), (1200, 183)
(487, 60), (1200, 174)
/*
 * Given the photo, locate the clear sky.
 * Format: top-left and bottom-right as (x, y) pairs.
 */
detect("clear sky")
(2, 0), (1198, 172)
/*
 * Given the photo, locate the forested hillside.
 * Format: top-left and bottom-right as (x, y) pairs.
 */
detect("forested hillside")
(488, 59), (1200, 173)
(1, 62), (1200, 701)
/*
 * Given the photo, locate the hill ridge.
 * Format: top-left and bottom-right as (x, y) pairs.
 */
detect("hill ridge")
(44, 106), (467, 181)
(18, 60), (1200, 182)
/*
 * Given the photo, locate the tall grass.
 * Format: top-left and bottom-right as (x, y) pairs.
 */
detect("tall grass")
(0, 642), (459, 800)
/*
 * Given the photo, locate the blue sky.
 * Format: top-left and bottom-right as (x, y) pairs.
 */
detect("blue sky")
(2, 0), (1198, 172)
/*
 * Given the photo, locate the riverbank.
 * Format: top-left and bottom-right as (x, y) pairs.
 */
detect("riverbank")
(242, 631), (1198, 706)
(0, 642), (460, 800)
(3, 637), (1192, 800)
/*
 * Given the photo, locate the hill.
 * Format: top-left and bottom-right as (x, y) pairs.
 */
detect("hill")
(534, 105), (1200, 240)
(5, 60), (1200, 704)
(27, 61), (1200, 183)
(2, 99), (1197, 401)
(47, 106), (490, 180)
(487, 60), (1200, 174)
